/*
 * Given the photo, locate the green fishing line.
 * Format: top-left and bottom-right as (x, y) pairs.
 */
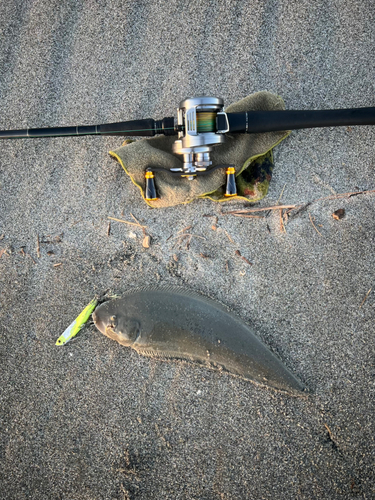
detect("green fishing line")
(197, 112), (216, 133)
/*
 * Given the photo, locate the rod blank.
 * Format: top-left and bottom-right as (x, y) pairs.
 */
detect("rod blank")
(0, 117), (176, 139)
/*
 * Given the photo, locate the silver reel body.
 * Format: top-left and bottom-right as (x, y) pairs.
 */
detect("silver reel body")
(172, 97), (229, 180)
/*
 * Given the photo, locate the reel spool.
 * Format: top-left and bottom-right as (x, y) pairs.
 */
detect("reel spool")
(172, 97), (229, 180)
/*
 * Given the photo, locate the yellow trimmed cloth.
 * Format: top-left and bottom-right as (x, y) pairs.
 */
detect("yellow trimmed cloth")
(109, 91), (290, 208)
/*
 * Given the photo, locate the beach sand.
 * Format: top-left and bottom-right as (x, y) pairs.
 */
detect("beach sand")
(0, 1), (374, 498)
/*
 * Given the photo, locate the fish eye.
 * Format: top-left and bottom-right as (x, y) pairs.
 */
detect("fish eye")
(114, 318), (140, 343)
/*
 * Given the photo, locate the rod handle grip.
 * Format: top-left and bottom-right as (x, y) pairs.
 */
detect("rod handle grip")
(225, 107), (375, 133)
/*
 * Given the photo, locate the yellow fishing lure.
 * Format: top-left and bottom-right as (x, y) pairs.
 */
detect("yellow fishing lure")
(56, 298), (98, 346)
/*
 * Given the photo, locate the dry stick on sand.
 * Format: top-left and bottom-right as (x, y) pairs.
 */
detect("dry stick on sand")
(230, 214), (265, 219)
(280, 209), (286, 233)
(359, 288), (372, 309)
(167, 224), (191, 243)
(235, 250), (253, 266)
(171, 232), (206, 251)
(170, 233), (206, 241)
(108, 216), (147, 228)
(224, 230), (235, 244)
(322, 188), (375, 200)
(36, 234), (41, 258)
(309, 213), (323, 237)
(130, 212), (145, 231)
(223, 204), (298, 215)
(324, 423), (336, 443)
(27, 253), (36, 265)
(19, 248), (36, 264)
(223, 188), (375, 217)
(130, 213), (150, 248)
(174, 233), (189, 250)
(277, 183), (287, 203)
(178, 225), (192, 234)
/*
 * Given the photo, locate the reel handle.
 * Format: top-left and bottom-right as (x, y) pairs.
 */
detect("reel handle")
(144, 165), (236, 200)
(223, 107), (375, 134)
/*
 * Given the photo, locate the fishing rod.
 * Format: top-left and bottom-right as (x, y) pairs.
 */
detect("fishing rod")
(1, 97), (374, 199)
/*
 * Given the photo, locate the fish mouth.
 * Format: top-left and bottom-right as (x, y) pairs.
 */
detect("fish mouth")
(104, 326), (120, 341)
(92, 310), (107, 335)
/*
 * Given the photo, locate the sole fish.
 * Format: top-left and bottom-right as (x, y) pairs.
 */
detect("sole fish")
(93, 287), (306, 394)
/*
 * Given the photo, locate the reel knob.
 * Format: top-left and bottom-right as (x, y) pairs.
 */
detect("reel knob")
(145, 170), (158, 200)
(225, 167), (237, 197)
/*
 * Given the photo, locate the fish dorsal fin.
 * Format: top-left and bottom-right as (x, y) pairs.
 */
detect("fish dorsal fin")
(117, 285), (236, 318)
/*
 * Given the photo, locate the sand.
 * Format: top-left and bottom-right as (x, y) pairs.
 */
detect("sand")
(0, 1), (374, 499)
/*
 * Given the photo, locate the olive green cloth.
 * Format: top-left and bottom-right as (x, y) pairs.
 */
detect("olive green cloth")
(109, 91), (291, 208)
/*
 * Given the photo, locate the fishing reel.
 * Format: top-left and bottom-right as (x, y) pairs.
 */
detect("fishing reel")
(172, 97), (229, 179)
(145, 96), (236, 200)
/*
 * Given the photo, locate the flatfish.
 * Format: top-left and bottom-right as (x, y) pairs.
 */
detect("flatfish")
(93, 287), (305, 394)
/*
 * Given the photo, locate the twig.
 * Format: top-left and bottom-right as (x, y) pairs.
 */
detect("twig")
(277, 183), (287, 204)
(107, 222), (111, 236)
(223, 188), (375, 218)
(130, 212), (147, 236)
(231, 214), (264, 219)
(36, 235), (41, 258)
(178, 225), (192, 234)
(285, 207), (297, 216)
(322, 188), (375, 200)
(108, 217), (147, 228)
(287, 202), (312, 220)
(130, 213), (142, 227)
(223, 204), (298, 215)
(224, 230), (235, 244)
(235, 250), (253, 266)
(27, 253), (37, 265)
(359, 288), (372, 309)
(280, 209), (286, 233)
(309, 213), (323, 237)
(170, 233), (206, 241)
(324, 423), (335, 442)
